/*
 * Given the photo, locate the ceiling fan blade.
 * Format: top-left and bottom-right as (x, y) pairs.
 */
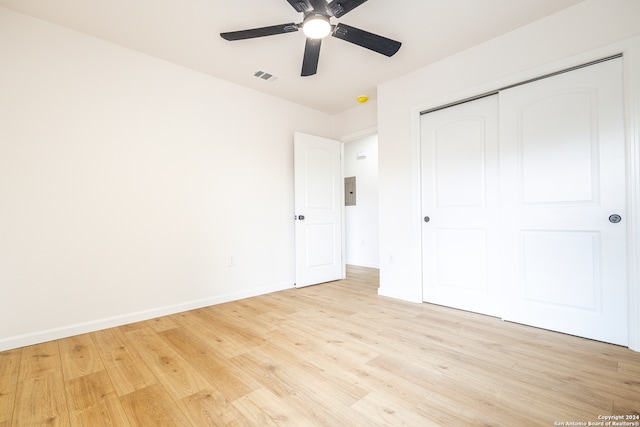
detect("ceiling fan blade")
(327, 0), (369, 18)
(284, 0), (313, 13)
(332, 23), (401, 57)
(301, 38), (322, 76)
(221, 23), (298, 41)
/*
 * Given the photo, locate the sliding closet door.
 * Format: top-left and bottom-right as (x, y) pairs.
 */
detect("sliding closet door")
(421, 95), (501, 317)
(499, 58), (627, 345)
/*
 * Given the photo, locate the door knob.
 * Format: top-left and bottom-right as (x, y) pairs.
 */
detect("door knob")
(298, 215), (305, 220)
(424, 216), (430, 223)
(609, 214), (621, 223)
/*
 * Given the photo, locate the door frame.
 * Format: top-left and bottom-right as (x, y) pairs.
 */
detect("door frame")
(340, 126), (378, 277)
(293, 127), (378, 284)
(409, 37), (640, 351)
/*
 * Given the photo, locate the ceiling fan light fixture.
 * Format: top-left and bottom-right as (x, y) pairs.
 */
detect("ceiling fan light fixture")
(302, 15), (331, 39)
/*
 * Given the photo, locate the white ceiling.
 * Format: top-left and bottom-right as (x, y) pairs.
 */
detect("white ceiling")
(0, 0), (584, 114)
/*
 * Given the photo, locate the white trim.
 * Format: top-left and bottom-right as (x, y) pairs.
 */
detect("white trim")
(345, 260), (380, 269)
(410, 109), (424, 303)
(623, 39), (640, 352)
(410, 36), (640, 351)
(0, 281), (293, 352)
(340, 126), (379, 281)
(340, 140), (347, 280)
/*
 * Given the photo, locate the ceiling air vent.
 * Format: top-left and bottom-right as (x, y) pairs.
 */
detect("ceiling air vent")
(253, 71), (279, 82)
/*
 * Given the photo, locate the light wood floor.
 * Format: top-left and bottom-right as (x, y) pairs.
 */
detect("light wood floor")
(1, 265), (639, 426)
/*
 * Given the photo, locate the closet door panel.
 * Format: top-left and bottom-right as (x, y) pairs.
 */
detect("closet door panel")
(499, 58), (627, 345)
(421, 95), (501, 317)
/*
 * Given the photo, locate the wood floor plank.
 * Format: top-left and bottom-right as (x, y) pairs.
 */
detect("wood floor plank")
(230, 347), (366, 426)
(171, 310), (261, 359)
(145, 315), (180, 333)
(64, 370), (130, 426)
(91, 327), (157, 397)
(120, 384), (191, 427)
(191, 308), (267, 352)
(351, 359), (482, 425)
(124, 326), (209, 400)
(613, 396), (640, 416)
(12, 371), (70, 427)
(159, 327), (258, 402)
(257, 340), (369, 406)
(13, 342), (69, 427)
(200, 304), (278, 338)
(351, 391), (440, 426)
(17, 341), (61, 381)
(12, 342), (70, 426)
(230, 388), (314, 426)
(177, 388), (249, 427)
(58, 333), (105, 381)
(365, 353), (532, 425)
(0, 349), (21, 425)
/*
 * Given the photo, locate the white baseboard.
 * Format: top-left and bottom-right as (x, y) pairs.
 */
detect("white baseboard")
(345, 260), (380, 269)
(0, 282), (293, 352)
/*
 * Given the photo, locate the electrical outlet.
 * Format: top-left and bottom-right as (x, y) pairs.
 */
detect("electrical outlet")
(388, 255), (394, 264)
(228, 256), (236, 267)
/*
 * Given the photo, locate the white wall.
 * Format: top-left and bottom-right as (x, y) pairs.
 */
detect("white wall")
(344, 134), (379, 268)
(0, 8), (334, 351)
(376, 0), (640, 348)
(332, 100), (377, 138)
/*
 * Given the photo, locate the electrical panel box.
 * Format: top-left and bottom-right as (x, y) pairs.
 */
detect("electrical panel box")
(345, 176), (356, 206)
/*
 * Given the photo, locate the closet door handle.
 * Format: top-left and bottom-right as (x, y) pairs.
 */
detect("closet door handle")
(609, 214), (621, 223)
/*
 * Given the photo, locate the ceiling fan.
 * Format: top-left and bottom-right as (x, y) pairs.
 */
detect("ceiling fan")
(220, 0), (401, 77)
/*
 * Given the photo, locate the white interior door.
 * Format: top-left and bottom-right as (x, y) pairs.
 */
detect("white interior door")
(421, 95), (501, 317)
(499, 58), (628, 345)
(294, 132), (343, 288)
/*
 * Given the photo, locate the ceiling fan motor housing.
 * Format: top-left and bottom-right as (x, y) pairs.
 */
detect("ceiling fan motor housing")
(302, 14), (332, 39)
